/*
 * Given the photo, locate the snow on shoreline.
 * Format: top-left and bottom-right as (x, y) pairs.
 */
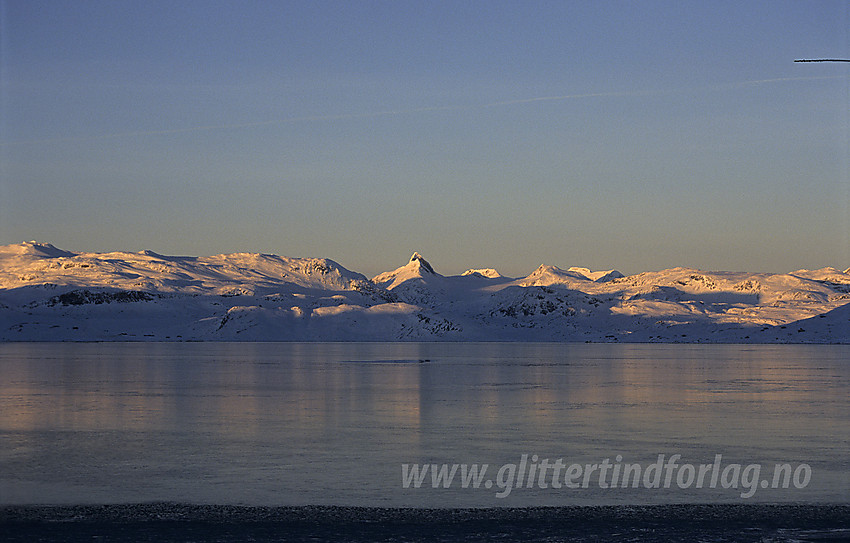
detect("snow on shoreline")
(1, 242), (848, 343)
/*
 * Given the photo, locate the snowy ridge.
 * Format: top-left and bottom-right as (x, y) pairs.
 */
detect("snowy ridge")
(516, 264), (624, 287)
(568, 267), (625, 282)
(1, 242), (848, 342)
(461, 268), (503, 279)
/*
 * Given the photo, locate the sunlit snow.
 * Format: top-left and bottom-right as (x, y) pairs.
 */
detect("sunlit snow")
(1, 242), (847, 342)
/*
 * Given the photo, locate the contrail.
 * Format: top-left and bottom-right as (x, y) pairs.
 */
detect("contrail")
(717, 75), (846, 89)
(1, 75), (845, 146)
(483, 90), (657, 107)
(483, 76), (845, 105)
(0, 105), (462, 146)
(794, 59), (850, 62)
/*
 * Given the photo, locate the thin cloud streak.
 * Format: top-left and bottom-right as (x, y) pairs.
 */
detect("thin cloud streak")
(719, 75), (846, 89)
(483, 90), (660, 107)
(0, 105), (461, 147)
(1, 75), (844, 147)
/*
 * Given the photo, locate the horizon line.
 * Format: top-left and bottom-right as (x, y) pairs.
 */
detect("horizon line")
(3, 240), (848, 278)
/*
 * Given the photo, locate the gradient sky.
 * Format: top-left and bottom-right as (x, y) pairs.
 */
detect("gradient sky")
(1, 0), (848, 277)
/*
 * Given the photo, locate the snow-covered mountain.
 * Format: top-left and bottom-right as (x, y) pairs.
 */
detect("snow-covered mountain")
(1, 241), (848, 343)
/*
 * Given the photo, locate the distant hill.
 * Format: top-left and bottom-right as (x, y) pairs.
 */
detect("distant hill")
(1, 242), (848, 343)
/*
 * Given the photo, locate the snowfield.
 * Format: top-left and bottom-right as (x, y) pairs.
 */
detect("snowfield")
(1, 241), (848, 342)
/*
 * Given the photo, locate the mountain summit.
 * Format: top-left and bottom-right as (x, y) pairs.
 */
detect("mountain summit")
(372, 252), (439, 289)
(408, 252), (435, 274)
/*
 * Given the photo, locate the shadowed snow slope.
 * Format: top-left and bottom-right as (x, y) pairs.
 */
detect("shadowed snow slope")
(1, 242), (848, 342)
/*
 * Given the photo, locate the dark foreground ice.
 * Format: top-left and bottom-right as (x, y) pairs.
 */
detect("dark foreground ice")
(1, 504), (849, 542)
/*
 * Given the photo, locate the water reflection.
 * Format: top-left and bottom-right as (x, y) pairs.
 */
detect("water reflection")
(0, 342), (847, 506)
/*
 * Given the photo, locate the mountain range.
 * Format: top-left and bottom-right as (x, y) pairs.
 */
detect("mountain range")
(1, 241), (848, 342)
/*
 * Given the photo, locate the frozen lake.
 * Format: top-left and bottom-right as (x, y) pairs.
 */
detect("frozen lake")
(0, 342), (848, 507)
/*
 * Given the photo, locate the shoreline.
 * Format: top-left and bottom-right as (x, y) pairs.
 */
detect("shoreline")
(3, 503), (849, 542)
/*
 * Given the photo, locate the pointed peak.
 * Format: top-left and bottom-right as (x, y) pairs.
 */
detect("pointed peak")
(409, 252), (435, 274)
(371, 252), (438, 287)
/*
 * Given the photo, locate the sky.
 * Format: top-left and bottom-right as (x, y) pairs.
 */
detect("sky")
(1, 0), (848, 278)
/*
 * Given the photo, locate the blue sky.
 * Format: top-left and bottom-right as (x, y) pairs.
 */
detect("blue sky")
(1, 0), (848, 277)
